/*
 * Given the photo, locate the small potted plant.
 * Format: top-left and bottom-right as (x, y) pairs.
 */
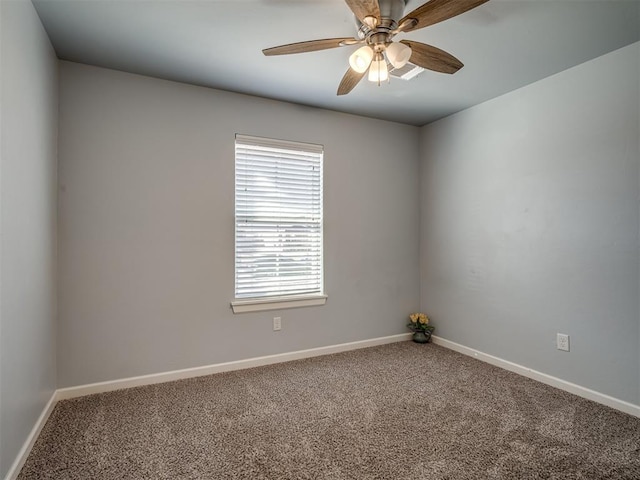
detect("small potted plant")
(407, 313), (435, 343)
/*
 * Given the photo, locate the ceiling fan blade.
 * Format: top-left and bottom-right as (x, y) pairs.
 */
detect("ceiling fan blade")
(263, 38), (357, 56)
(337, 68), (366, 96)
(399, 0), (489, 32)
(344, 0), (381, 26)
(400, 40), (463, 74)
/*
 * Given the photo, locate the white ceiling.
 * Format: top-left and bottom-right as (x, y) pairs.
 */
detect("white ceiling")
(33, 0), (640, 126)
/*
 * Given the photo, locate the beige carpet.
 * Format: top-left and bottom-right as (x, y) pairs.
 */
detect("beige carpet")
(18, 342), (640, 479)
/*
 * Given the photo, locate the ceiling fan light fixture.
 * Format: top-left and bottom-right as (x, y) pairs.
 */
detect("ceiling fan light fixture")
(386, 42), (412, 69)
(349, 45), (374, 73)
(368, 55), (389, 84)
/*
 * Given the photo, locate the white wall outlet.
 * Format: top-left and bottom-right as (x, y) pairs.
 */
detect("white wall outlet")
(273, 316), (281, 331)
(557, 333), (570, 352)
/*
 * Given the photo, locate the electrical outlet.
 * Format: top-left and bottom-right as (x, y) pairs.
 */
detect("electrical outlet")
(273, 317), (281, 331)
(556, 333), (570, 352)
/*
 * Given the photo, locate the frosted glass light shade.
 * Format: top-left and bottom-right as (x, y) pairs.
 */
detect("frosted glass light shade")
(349, 46), (374, 73)
(368, 58), (389, 83)
(386, 42), (412, 69)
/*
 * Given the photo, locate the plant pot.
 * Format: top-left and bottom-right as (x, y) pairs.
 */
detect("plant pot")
(412, 331), (431, 344)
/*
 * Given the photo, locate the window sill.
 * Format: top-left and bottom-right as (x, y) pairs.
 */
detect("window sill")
(231, 294), (327, 314)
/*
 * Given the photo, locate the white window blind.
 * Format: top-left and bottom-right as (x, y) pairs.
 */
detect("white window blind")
(235, 134), (324, 301)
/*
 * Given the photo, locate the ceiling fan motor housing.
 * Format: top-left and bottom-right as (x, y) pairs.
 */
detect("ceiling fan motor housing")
(356, 0), (408, 40)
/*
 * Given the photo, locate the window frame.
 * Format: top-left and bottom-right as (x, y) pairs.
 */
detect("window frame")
(231, 134), (327, 314)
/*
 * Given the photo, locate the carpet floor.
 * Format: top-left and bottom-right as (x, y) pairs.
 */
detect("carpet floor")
(18, 342), (640, 479)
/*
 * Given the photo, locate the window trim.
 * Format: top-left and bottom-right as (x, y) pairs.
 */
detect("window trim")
(232, 134), (326, 313)
(231, 293), (327, 314)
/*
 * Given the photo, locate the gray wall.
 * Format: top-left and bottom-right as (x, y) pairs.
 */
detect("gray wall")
(0, 0), (58, 477)
(420, 42), (640, 405)
(57, 62), (421, 387)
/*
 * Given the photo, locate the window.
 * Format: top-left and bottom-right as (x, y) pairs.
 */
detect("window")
(231, 134), (326, 313)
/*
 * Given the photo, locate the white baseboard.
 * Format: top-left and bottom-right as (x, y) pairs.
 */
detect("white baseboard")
(57, 333), (413, 400)
(431, 335), (640, 418)
(5, 391), (57, 480)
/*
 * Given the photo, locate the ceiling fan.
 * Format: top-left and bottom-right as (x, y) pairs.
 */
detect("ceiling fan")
(263, 0), (489, 95)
